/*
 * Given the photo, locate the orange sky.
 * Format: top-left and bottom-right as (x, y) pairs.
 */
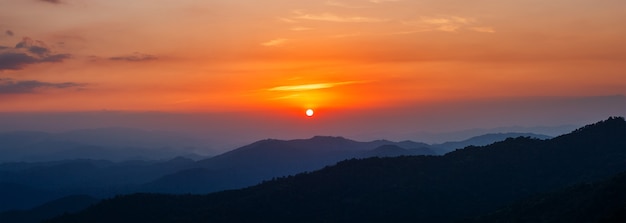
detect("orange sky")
(0, 0), (625, 113)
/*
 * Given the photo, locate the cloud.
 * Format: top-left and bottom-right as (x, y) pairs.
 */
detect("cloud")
(0, 37), (71, 71)
(0, 78), (85, 94)
(109, 52), (157, 62)
(293, 11), (386, 23)
(327, 0), (402, 7)
(5, 30), (13, 36)
(261, 39), (288, 47)
(369, 0), (402, 3)
(325, 0), (370, 9)
(268, 81), (365, 91)
(420, 16), (472, 32)
(277, 17), (298, 23)
(290, 27), (314, 31)
(39, 0), (62, 4)
(470, 26), (495, 33)
(403, 16), (494, 33)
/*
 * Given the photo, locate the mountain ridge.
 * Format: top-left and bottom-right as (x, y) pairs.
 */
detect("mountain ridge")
(46, 117), (626, 223)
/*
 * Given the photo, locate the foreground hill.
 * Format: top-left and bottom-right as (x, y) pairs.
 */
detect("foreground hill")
(46, 117), (626, 223)
(463, 171), (625, 223)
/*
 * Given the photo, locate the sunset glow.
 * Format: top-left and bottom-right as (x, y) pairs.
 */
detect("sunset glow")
(0, 0), (624, 144)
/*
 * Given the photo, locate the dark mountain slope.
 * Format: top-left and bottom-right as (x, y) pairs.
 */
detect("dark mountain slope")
(463, 171), (626, 223)
(47, 117), (626, 223)
(0, 195), (99, 223)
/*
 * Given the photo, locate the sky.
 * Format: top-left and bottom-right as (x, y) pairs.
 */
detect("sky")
(0, 0), (625, 149)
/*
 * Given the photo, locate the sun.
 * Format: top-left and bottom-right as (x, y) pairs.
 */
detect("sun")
(305, 109), (314, 117)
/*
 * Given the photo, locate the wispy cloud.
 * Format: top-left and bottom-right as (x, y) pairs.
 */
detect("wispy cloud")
(469, 26), (496, 33)
(268, 81), (365, 91)
(277, 17), (298, 24)
(403, 16), (494, 33)
(369, 0), (402, 3)
(325, 0), (370, 9)
(290, 27), (314, 31)
(0, 78), (85, 94)
(109, 52), (157, 62)
(5, 30), (14, 37)
(39, 0), (62, 4)
(261, 38), (288, 47)
(293, 11), (387, 23)
(0, 37), (71, 71)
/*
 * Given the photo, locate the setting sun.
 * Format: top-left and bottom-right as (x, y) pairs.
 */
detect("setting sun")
(306, 109), (314, 117)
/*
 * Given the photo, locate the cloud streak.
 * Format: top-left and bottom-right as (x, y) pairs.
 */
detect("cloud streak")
(261, 39), (288, 47)
(39, 0), (62, 4)
(268, 81), (365, 91)
(325, 0), (370, 9)
(403, 16), (494, 33)
(109, 52), (157, 62)
(369, 0), (402, 3)
(470, 26), (495, 33)
(0, 37), (71, 71)
(0, 78), (85, 94)
(293, 11), (386, 23)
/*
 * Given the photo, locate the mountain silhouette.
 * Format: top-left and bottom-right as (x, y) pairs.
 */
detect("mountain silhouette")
(0, 133), (523, 212)
(0, 157), (197, 212)
(463, 171), (625, 223)
(46, 117), (626, 223)
(0, 182), (56, 211)
(0, 128), (209, 162)
(431, 132), (552, 154)
(0, 195), (99, 223)
(144, 136), (434, 193)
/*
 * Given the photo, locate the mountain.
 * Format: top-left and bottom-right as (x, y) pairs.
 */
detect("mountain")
(360, 144), (435, 158)
(0, 157), (197, 212)
(0, 195), (99, 223)
(143, 136), (434, 193)
(0, 182), (57, 211)
(0, 128), (211, 162)
(431, 132), (552, 154)
(463, 171), (626, 223)
(0, 133), (493, 212)
(46, 117), (626, 223)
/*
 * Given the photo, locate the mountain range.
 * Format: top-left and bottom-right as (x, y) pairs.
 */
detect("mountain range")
(0, 131), (549, 215)
(41, 117), (626, 223)
(0, 128), (211, 162)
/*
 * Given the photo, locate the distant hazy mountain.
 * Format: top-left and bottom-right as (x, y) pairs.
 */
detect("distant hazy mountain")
(0, 195), (99, 223)
(360, 144), (435, 158)
(144, 136), (434, 194)
(47, 117), (625, 223)
(0, 128), (212, 162)
(0, 157), (197, 212)
(431, 132), (552, 154)
(0, 182), (56, 212)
